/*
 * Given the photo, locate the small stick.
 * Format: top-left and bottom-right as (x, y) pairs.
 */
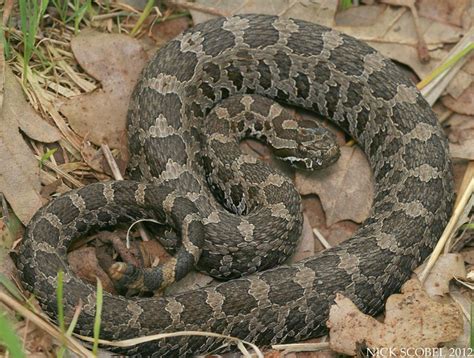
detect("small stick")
(419, 177), (474, 282)
(380, 0), (430, 62)
(36, 155), (85, 188)
(101, 144), (151, 242)
(0, 291), (94, 357)
(1, 193), (10, 224)
(272, 342), (330, 353)
(167, 0), (231, 17)
(313, 228), (332, 249)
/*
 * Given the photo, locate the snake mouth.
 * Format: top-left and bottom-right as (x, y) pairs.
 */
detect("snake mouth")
(281, 145), (341, 170)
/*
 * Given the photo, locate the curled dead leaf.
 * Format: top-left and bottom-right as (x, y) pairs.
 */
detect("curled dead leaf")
(0, 65), (61, 224)
(442, 83), (474, 116)
(59, 30), (148, 149)
(295, 146), (374, 226)
(415, 253), (466, 296)
(327, 279), (463, 356)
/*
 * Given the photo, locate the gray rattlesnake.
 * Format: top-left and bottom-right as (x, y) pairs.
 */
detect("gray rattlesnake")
(17, 14), (453, 356)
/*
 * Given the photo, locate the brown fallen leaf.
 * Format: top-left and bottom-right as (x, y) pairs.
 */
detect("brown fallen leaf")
(327, 279), (463, 356)
(448, 114), (474, 160)
(16, 319), (54, 357)
(302, 196), (359, 251)
(0, 60), (61, 224)
(415, 253), (467, 296)
(289, 214), (315, 263)
(59, 30), (148, 149)
(0, 249), (20, 319)
(295, 146), (374, 226)
(461, 246), (474, 265)
(335, 4), (468, 101)
(442, 83), (474, 116)
(190, 0), (338, 27)
(335, 4), (384, 27)
(150, 16), (190, 45)
(417, 0), (472, 28)
(68, 246), (116, 294)
(164, 271), (215, 296)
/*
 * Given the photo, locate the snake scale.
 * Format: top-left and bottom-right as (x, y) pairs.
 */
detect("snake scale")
(17, 14), (454, 356)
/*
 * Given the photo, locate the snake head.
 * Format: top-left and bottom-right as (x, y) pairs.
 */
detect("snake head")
(274, 126), (340, 170)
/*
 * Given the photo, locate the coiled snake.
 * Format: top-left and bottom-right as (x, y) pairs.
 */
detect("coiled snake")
(17, 14), (454, 356)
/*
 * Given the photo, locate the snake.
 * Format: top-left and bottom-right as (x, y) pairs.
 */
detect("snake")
(17, 14), (454, 356)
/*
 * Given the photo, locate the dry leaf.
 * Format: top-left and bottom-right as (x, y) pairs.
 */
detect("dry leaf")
(334, 5), (467, 100)
(461, 247), (474, 265)
(191, 0), (338, 27)
(0, 63), (61, 224)
(302, 196), (359, 251)
(417, 0), (471, 28)
(327, 279), (463, 356)
(295, 146), (374, 226)
(164, 271), (215, 296)
(289, 214), (315, 263)
(59, 30), (148, 149)
(448, 114), (474, 160)
(415, 253), (467, 296)
(442, 83), (474, 116)
(68, 246), (116, 294)
(335, 4), (384, 27)
(0, 249), (20, 319)
(151, 17), (190, 45)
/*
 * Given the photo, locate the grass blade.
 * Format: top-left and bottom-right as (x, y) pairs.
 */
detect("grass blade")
(130, 0), (155, 36)
(56, 270), (67, 358)
(0, 274), (23, 302)
(0, 313), (25, 358)
(92, 278), (103, 355)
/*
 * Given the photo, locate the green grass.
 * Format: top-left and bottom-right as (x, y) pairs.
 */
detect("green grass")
(56, 270), (84, 357)
(39, 148), (58, 169)
(50, 0), (69, 23)
(56, 271), (67, 358)
(92, 278), (103, 355)
(71, 0), (93, 34)
(340, 0), (352, 11)
(130, 0), (155, 36)
(0, 275), (24, 357)
(37, 0), (93, 33)
(0, 24), (11, 59)
(18, 0), (49, 83)
(0, 312), (25, 358)
(417, 42), (474, 90)
(0, 274), (23, 302)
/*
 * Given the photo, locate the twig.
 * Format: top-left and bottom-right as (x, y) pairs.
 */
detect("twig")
(418, 28), (474, 105)
(101, 144), (123, 180)
(91, 11), (132, 21)
(167, 0), (230, 17)
(101, 144), (151, 243)
(454, 162), (474, 209)
(272, 342), (330, 354)
(35, 155), (85, 188)
(1, 193), (10, 224)
(313, 228), (331, 249)
(0, 291), (94, 357)
(406, 1), (429, 63)
(380, 0), (430, 62)
(76, 330), (263, 358)
(419, 177), (474, 282)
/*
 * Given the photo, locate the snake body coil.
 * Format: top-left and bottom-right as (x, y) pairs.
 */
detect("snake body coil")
(18, 15), (453, 356)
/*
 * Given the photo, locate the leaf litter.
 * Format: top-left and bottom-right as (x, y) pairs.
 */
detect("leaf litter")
(327, 279), (464, 356)
(0, 59), (61, 224)
(59, 30), (149, 150)
(0, 0), (472, 357)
